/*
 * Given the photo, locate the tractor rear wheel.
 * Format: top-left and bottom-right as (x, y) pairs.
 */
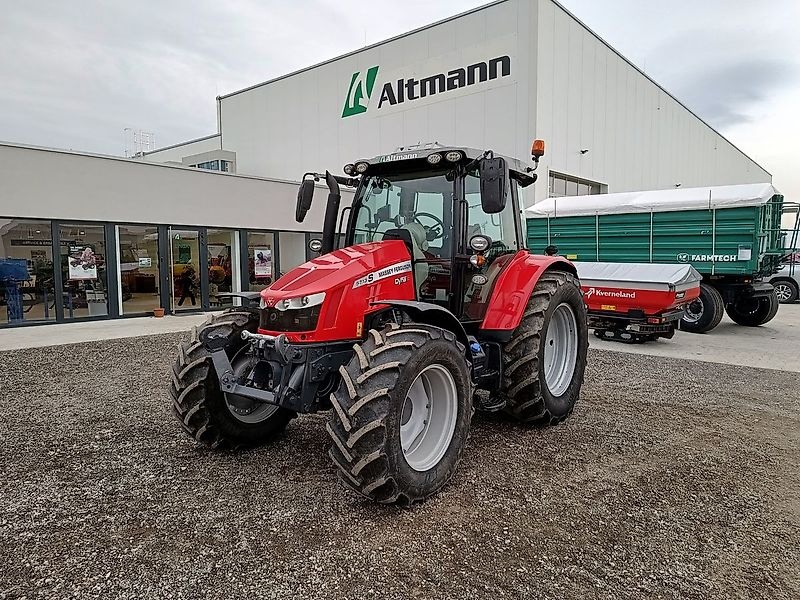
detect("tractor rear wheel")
(681, 282), (724, 333)
(327, 323), (472, 504)
(725, 290), (780, 326)
(169, 309), (295, 449)
(501, 271), (588, 425)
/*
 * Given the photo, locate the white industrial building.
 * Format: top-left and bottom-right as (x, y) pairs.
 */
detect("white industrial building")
(1, 0), (771, 328)
(143, 0), (770, 203)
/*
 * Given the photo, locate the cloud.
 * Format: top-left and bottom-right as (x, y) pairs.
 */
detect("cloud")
(672, 58), (797, 128)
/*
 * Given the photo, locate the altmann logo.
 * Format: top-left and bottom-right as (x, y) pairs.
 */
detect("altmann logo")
(341, 56), (511, 118)
(584, 287), (636, 299)
(676, 252), (738, 263)
(342, 66), (380, 118)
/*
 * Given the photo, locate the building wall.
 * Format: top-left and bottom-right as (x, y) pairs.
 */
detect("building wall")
(139, 134), (221, 165)
(532, 0), (771, 203)
(0, 143), (342, 233)
(219, 0), (536, 181)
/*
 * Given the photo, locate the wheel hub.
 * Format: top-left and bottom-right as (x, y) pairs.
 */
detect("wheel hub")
(543, 303), (579, 397)
(224, 351), (280, 424)
(400, 364), (458, 472)
(684, 299), (704, 323)
(774, 283), (792, 302)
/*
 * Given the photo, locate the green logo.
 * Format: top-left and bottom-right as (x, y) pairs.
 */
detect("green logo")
(342, 66), (379, 118)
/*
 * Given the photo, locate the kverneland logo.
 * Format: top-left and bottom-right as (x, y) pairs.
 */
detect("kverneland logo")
(584, 287), (636, 299)
(341, 56), (511, 118)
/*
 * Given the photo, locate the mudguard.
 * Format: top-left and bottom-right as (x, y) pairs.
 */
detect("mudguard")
(480, 251), (577, 332)
(377, 300), (471, 351)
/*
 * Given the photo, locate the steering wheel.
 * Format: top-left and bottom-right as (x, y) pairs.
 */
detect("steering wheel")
(414, 212), (445, 242)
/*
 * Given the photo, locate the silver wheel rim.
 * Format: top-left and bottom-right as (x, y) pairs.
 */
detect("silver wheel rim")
(543, 303), (579, 397)
(400, 364), (458, 472)
(774, 283), (793, 302)
(684, 299), (704, 323)
(224, 350), (280, 424)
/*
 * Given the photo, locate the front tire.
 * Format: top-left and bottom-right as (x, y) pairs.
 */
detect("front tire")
(501, 271), (588, 425)
(725, 290), (780, 326)
(169, 309), (295, 449)
(327, 323), (472, 505)
(681, 282), (724, 333)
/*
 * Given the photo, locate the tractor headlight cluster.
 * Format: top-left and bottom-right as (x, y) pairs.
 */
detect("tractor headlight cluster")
(426, 153), (442, 165)
(266, 292), (326, 311)
(354, 161), (369, 174)
(444, 150), (463, 162)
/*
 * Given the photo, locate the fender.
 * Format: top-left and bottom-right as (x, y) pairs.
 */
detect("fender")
(216, 291), (262, 306)
(376, 300), (471, 352)
(480, 251), (577, 332)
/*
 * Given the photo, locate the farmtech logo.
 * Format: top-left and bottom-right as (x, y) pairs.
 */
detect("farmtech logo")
(677, 252), (738, 262)
(342, 66), (380, 117)
(584, 287), (636, 299)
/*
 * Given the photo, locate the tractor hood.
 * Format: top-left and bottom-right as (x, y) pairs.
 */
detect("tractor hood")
(258, 240), (417, 342)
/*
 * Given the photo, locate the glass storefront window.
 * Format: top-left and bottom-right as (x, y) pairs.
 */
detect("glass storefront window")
(59, 224), (109, 319)
(246, 232), (275, 292)
(207, 229), (237, 308)
(118, 225), (161, 315)
(0, 218), (55, 325)
(170, 228), (201, 312)
(279, 231), (308, 273)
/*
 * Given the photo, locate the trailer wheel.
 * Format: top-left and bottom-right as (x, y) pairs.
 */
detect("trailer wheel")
(681, 282), (724, 333)
(725, 290), (780, 326)
(169, 309), (295, 449)
(327, 323), (472, 505)
(772, 279), (799, 304)
(501, 271), (588, 425)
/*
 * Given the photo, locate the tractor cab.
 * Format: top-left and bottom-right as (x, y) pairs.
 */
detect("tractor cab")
(297, 143), (540, 327)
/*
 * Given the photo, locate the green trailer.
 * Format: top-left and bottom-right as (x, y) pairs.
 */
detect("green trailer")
(527, 183), (800, 333)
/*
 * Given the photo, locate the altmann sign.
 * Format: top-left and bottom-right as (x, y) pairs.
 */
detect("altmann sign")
(676, 252), (738, 263)
(342, 55), (511, 118)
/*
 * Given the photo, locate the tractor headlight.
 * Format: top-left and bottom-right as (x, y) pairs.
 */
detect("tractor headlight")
(426, 153), (443, 165)
(343, 163), (355, 175)
(274, 292), (326, 311)
(444, 150), (463, 162)
(354, 161), (369, 174)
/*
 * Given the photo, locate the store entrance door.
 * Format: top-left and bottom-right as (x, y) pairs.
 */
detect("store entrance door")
(168, 227), (207, 313)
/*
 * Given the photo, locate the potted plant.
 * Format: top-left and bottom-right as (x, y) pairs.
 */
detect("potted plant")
(153, 307), (165, 318)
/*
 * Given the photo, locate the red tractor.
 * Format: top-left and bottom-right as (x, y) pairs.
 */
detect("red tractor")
(169, 142), (588, 504)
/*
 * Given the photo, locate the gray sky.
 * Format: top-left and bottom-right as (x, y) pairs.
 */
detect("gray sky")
(1, 0), (798, 199)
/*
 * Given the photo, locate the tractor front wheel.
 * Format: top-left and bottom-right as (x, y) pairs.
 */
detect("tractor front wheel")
(169, 309), (295, 449)
(501, 271), (588, 425)
(327, 323), (472, 504)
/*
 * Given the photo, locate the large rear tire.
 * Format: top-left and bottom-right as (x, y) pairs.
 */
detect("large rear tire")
(725, 290), (780, 326)
(327, 323), (472, 505)
(681, 282), (724, 333)
(169, 309), (295, 449)
(501, 271), (588, 425)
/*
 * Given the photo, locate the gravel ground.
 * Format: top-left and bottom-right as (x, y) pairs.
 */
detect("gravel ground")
(0, 333), (798, 599)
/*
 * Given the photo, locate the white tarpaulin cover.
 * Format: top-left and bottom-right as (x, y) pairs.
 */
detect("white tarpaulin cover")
(526, 183), (779, 218)
(575, 262), (702, 291)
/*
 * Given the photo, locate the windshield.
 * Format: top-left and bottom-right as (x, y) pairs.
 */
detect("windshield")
(351, 170), (453, 258)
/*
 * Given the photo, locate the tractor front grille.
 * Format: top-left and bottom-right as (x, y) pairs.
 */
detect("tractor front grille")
(259, 305), (322, 332)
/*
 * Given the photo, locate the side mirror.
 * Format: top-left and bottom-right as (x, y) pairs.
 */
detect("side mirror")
(296, 178), (315, 223)
(479, 156), (507, 214)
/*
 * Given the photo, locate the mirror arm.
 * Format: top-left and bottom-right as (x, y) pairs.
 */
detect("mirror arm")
(321, 170), (341, 254)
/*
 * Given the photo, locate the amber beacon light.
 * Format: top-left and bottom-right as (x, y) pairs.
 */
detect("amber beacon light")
(531, 139), (546, 158)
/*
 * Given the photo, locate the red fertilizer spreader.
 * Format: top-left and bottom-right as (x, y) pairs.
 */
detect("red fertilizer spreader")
(574, 262), (702, 343)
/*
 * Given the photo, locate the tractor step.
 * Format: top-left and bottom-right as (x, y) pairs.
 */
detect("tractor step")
(474, 393), (506, 413)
